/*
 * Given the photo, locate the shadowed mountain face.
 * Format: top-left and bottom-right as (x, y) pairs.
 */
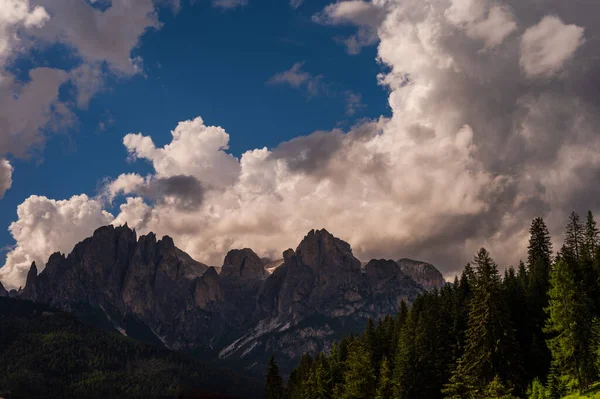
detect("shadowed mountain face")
(396, 258), (447, 291)
(19, 225), (436, 375)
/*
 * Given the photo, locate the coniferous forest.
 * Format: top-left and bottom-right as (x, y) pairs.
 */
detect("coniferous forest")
(265, 211), (600, 399)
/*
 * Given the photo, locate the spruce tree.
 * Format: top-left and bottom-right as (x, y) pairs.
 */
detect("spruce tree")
(564, 212), (584, 263)
(265, 356), (284, 399)
(444, 249), (522, 396)
(525, 217), (553, 381)
(302, 354), (332, 399)
(545, 258), (596, 391)
(375, 356), (393, 399)
(341, 341), (376, 399)
(584, 211), (599, 261)
(393, 308), (418, 399)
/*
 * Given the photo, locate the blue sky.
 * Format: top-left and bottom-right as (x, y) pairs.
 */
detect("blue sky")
(2, 0), (598, 289)
(0, 0), (389, 256)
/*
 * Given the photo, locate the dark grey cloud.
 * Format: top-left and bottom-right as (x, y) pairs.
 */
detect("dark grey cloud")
(140, 175), (206, 211)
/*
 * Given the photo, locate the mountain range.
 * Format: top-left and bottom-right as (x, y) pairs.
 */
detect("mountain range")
(1, 224), (445, 375)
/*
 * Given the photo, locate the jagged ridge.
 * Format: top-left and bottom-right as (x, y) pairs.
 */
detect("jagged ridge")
(17, 225), (439, 375)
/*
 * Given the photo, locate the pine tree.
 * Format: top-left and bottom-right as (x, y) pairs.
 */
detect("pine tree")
(525, 218), (553, 381)
(484, 375), (517, 399)
(565, 212), (584, 263)
(445, 249), (522, 396)
(286, 354), (314, 399)
(528, 218), (553, 284)
(584, 211), (599, 261)
(265, 356), (284, 399)
(375, 356), (393, 399)
(341, 341), (376, 399)
(545, 259), (596, 391)
(302, 354), (332, 399)
(526, 378), (550, 399)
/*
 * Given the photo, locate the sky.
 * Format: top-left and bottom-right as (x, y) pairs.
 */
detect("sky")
(0, 0), (599, 290)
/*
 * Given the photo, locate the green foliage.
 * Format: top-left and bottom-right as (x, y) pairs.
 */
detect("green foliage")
(280, 212), (600, 399)
(0, 297), (262, 399)
(528, 378), (551, 399)
(375, 357), (393, 399)
(445, 249), (523, 396)
(546, 258), (596, 391)
(341, 340), (376, 399)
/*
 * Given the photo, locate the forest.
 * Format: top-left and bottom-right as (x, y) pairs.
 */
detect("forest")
(264, 211), (600, 399)
(0, 297), (263, 398)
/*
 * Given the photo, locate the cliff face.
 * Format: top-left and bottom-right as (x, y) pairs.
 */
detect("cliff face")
(18, 225), (441, 375)
(219, 230), (424, 373)
(397, 258), (447, 291)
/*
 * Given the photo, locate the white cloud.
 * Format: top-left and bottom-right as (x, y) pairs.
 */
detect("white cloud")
(123, 117), (241, 189)
(0, 194), (114, 290)
(35, 0), (160, 75)
(0, 68), (72, 158)
(0, 0), (174, 161)
(313, 0), (384, 54)
(0, 0), (49, 66)
(520, 16), (585, 78)
(3, 0), (600, 291)
(290, 0), (303, 10)
(465, 6), (517, 49)
(0, 159), (13, 199)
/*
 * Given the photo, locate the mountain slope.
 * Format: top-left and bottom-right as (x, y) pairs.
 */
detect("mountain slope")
(396, 258), (446, 291)
(17, 225), (438, 375)
(0, 297), (263, 399)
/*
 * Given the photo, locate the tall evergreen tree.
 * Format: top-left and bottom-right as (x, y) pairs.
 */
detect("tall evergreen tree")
(585, 211), (599, 261)
(302, 354), (332, 399)
(445, 249), (522, 396)
(545, 259), (596, 391)
(525, 218), (553, 380)
(286, 354), (314, 399)
(265, 356), (284, 399)
(393, 308), (418, 399)
(341, 341), (376, 399)
(375, 356), (393, 399)
(564, 212), (584, 263)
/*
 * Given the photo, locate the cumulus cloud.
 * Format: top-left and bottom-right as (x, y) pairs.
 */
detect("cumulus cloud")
(0, 0), (49, 66)
(0, 68), (73, 158)
(290, 0), (303, 10)
(0, 0), (172, 165)
(34, 0), (160, 75)
(0, 159), (13, 199)
(123, 117), (241, 189)
(3, 0), (600, 290)
(0, 195), (114, 290)
(520, 16), (585, 78)
(313, 0), (384, 54)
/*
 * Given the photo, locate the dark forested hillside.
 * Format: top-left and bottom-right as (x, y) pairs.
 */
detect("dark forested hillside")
(267, 211), (600, 399)
(0, 297), (263, 399)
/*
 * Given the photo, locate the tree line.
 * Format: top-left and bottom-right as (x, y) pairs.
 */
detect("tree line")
(264, 211), (600, 399)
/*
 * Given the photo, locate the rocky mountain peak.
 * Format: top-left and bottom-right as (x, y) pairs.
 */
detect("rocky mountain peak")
(22, 262), (38, 298)
(221, 248), (268, 279)
(396, 258), (446, 291)
(14, 224), (439, 377)
(295, 229), (360, 272)
(192, 267), (224, 309)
